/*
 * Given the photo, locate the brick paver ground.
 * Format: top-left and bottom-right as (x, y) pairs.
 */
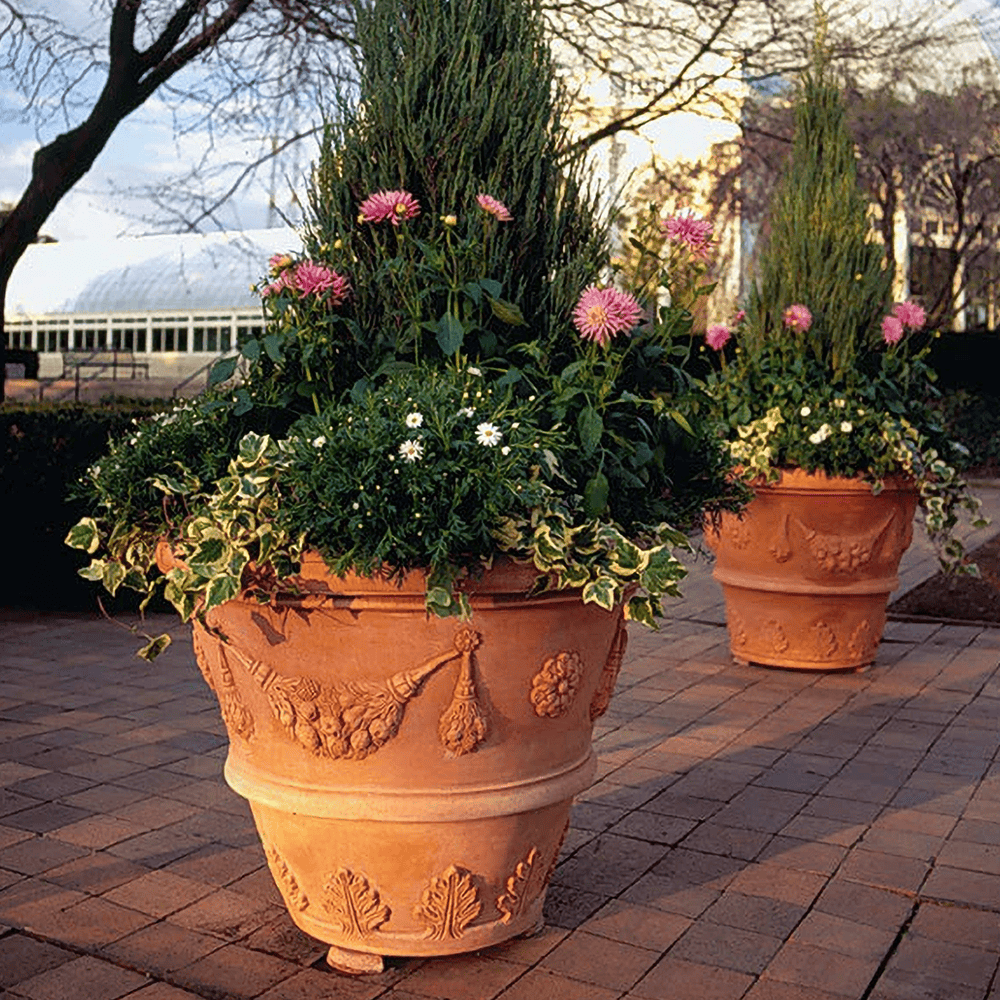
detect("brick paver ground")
(2, 490), (999, 999)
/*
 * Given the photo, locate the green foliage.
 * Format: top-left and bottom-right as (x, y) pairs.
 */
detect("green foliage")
(80, 402), (255, 531)
(278, 368), (558, 605)
(68, 371), (692, 637)
(929, 388), (1000, 472)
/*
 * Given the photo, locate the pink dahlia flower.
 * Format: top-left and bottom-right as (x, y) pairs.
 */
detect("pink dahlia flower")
(705, 324), (731, 351)
(294, 262), (350, 304)
(359, 189), (421, 226)
(783, 304), (813, 332)
(881, 314), (904, 344)
(573, 286), (643, 347)
(261, 270), (293, 297)
(732, 309), (746, 325)
(893, 301), (926, 330)
(662, 214), (714, 259)
(476, 194), (513, 221)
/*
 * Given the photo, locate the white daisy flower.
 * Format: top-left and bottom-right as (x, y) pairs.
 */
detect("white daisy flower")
(840, 421), (853, 433)
(501, 445), (511, 455)
(398, 439), (424, 462)
(800, 406), (811, 417)
(467, 366), (482, 376)
(476, 422), (502, 447)
(834, 398), (846, 409)
(458, 407), (475, 418)
(808, 423), (832, 445)
(312, 436), (327, 448)
(405, 412), (423, 428)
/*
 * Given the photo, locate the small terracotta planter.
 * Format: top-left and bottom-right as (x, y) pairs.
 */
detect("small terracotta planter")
(704, 469), (918, 670)
(186, 554), (629, 972)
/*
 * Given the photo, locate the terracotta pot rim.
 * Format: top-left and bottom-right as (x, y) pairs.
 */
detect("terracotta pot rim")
(292, 551), (545, 596)
(155, 539), (554, 598)
(747, 466), (917, 494)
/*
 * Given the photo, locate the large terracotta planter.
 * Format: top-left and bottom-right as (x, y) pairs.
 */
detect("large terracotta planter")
(186, 554), (629, 972)
(704, 469), (918, 670)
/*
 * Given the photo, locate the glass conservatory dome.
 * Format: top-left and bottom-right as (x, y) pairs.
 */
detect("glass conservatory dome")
(6, 228), (301, 317)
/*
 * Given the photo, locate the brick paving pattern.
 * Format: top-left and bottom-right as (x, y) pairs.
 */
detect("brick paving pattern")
(2, 492), (999, 999)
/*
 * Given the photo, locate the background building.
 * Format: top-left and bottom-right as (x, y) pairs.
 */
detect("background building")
(4, 228), (299, 385)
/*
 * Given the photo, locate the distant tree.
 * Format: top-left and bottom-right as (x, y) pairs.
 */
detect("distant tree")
(868, 81), (1000, 327)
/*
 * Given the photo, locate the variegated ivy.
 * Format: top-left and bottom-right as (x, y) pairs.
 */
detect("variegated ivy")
(68, 430), (689, 659)
(67, 433), (303, 659)
(493, 494), (689, 627)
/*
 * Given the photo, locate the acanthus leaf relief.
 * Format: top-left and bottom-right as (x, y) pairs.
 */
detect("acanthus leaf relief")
(223, 628), (477, 759)
(415, 864), (481, 940)
(438, 627), (488, 755)
(496, 847), (547, 924)
(811, 620), (839, 659)
(322, 868), (390, 937)
(848, 619), (877, 660)
(265, 847), (309, 912)
(764, 619), (790, 654)
(590, 614), (628, 721)
(728, 610), (749, 648)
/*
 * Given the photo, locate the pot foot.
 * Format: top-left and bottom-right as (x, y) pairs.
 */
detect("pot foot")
(325, 944), (383, 975)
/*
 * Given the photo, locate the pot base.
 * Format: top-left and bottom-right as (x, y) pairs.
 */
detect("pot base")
(326, 944), (384, 975)
(731, 652), (870, 673)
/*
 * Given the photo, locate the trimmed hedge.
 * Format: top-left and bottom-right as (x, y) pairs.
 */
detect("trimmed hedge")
(1, 398), (172, 610)
(926, 331), (1000, 394)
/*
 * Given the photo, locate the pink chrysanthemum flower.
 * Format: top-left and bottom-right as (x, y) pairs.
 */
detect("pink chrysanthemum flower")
(893, 301), (926, 330)
(881, 315), (904, 344)
(573, 286), (643, 347)
(475, 194), (513, 221)
(293, 261), (350, 304)
(662, 214), (714, 259)
(705, 324), (731, 351)
(359, 189), (421, 226)
(732, 309), (746, 325)
(783, 304), (813, 332)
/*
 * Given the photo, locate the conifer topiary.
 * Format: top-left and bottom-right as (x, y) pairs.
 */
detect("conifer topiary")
(305, 0), (607, 367)
(745, 39), (892, 379)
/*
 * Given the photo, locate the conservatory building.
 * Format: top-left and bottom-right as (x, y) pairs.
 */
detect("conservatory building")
(4, 228), (301, 384)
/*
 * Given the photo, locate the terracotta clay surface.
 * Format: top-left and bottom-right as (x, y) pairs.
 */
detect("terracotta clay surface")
(190, 556), (627, 965)
(705, 469), (917, 670)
